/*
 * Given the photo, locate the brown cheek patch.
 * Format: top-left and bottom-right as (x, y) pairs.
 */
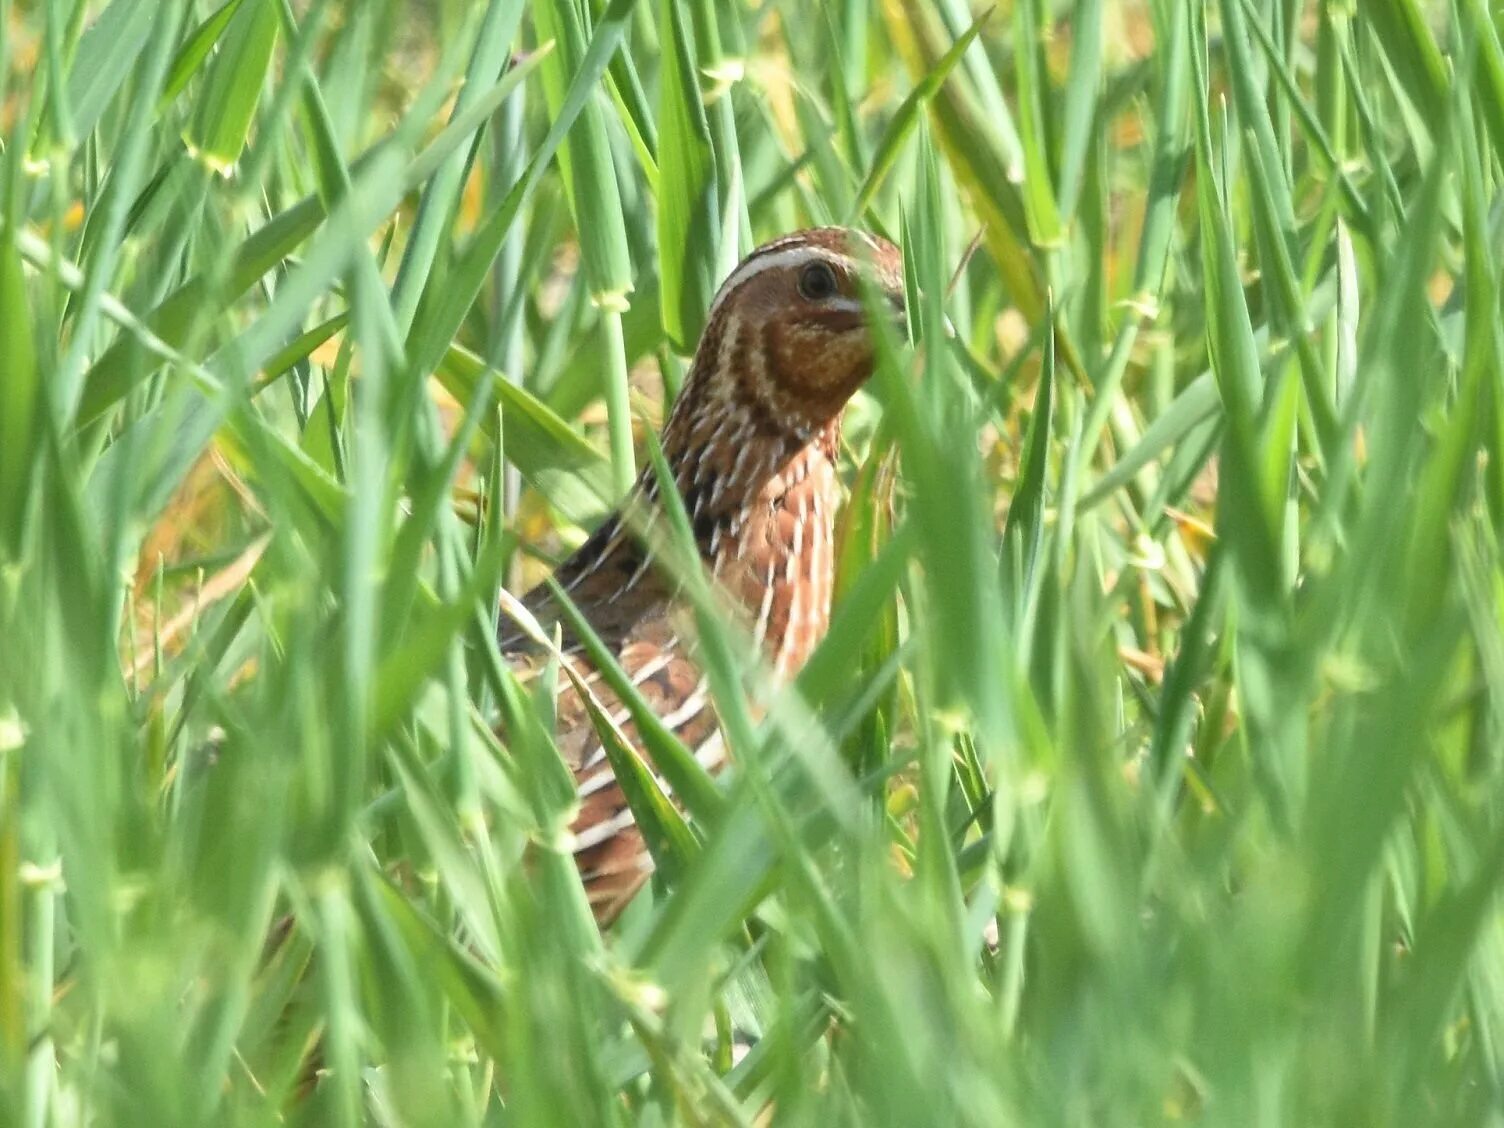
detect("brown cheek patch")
(771, 324), (842, 397)
(790, 334), (870, 419)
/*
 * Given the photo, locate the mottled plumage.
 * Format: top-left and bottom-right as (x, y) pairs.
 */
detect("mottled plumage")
(500, 228), (905, 922)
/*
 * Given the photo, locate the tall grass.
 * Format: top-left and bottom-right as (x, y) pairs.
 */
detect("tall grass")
(1, 0), (1501, 1123)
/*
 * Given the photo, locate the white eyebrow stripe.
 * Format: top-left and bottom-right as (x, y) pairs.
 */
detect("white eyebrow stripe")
(704, 246), (861, 321)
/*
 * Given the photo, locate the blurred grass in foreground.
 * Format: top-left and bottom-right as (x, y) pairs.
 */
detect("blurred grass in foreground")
(2, 0), (1504, 1124)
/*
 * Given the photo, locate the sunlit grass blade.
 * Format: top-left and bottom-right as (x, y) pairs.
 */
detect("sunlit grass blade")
(1012, 0), (1061, 245)
(185, 0), (279, 176)
(0, 204), (39, 561)
(656, 0), (720, 353)
(74, 45), (549, 423)
(847, 7), (989, 223)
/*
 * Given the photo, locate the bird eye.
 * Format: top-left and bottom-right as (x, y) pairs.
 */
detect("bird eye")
(797, 261), (839, 301)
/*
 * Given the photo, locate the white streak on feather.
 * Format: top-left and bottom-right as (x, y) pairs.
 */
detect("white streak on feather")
(728, 442), (754, 489)
(703, 244), (862, 322)
(570, 635), (679, 788)
(578, 744), (608, 773)
(777, 574), (802, 676)
(612, 549), (655, 602)
(572, 806), (639, 852)
(560, 512), (633, 596)
(578, 728), (729, 851)
(576, 765), (616, 797)
(579, 851), (655, 884)
(692, 730), (727, 773)
(627, 646), (676, 690)
(750, 557), (778, 649)
(659, 682), (710, 732)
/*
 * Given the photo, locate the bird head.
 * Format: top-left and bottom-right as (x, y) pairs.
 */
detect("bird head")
(685, 228), (905, 439)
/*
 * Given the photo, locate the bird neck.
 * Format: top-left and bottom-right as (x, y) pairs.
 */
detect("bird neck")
(657, 381), (841, 538)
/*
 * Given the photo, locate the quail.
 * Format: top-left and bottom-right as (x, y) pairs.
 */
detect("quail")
(501, 227), (906, 922)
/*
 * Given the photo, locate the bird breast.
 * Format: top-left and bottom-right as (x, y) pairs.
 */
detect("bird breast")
(708, 443), (840, 679)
